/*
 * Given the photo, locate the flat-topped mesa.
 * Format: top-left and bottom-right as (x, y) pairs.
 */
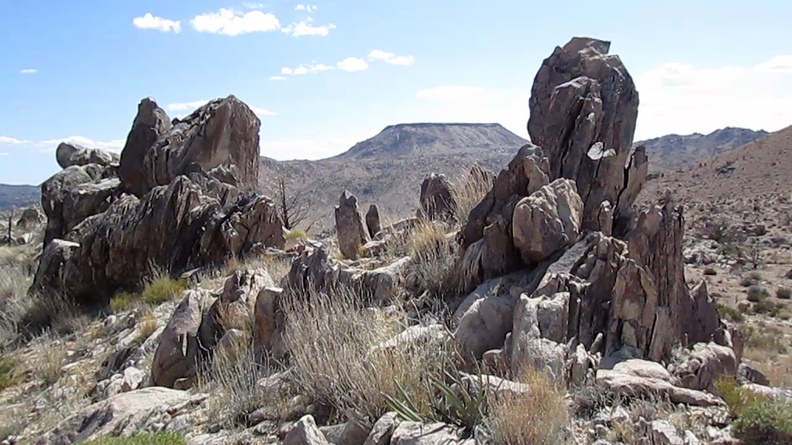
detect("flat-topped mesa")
(528, 37), (643, 232)
(119, 95), (261, 198)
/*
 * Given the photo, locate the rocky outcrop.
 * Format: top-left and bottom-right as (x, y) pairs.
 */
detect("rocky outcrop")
(16, 207), (43, 230)
(118, 96), (260, 198)
(150, 290), (208, 388)
(512, 178), (583, 264)
(41, 164), (114, 246)
(527, 37), (642, 231)
(56, 142), (120, 169)
(366, 204), (381, 238)
(419, 173), (456, 220)
(335, 191), (370, 260)
(118, 98), (172, 197)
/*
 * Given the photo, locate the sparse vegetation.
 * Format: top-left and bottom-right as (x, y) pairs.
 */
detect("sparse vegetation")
(109, 291), (138, 312)
(717, 303), (745, 323)
(488, 367), (570, 445)
(286, 228), (308, 241)
(81, 432), (186, 445)
(716, 376), (792, 445)
(776, 287), (792, 300)
(32, 333), (67, 386)
(141, 275), (188, 305)
(0, 354), (21, 390)
(747, 285), (770, 302)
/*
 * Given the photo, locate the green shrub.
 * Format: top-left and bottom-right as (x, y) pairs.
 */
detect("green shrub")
(749, 271), (765, 281)
(719, 244), (742, 257)
(285, 228), (308, 240)
(732, 401), (792, 445)
(716, 304), (745, 323)
(109, 291), (139, 312)
(776, 287), (792, 300)
(715, 376), (766, 417)
(82, 431), (185, 445)
(747, 286), (770, 302)
(141, 276), (188, 305)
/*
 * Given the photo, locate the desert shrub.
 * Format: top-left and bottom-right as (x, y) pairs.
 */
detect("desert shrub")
(109, 291), (139, 312)
(197, 332), (285, 428)
(141, 276), (188, 305)
(32, 333), (67, 386)
(401, 220), (463, 303)
(743, 326), (788, 354)
(753, 299), (784, 317)
(741, 276), (759, 287)
(81, 432), (185, 445)
(747, 286), (770, 302)
(451, 167), (492, 225)
(487, 367), (571, 445)
(749, 271), (765, 281)
(719, 244), (742, 257)
(703, 267), (717, 276)
(285, 228), (308, 241)
(776, 287), (792, 300)
(0, 258), (33, 346)
(717, 376), (792, 445)
(716, 304), (745, 323)
(18, 292), (86, 340)
(283, 286), (453, 424)
(0, 354), (22, 390)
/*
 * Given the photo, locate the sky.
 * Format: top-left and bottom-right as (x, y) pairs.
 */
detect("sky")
(1, 1), (792, 185)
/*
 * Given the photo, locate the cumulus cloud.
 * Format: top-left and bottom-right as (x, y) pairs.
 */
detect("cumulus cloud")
(336, 57), (368, 72)
(168, 99), (274, 117)
(282, 19), (335, 37)
(0, 136), (31, 144)
(281, 64), (334, 75)
(19, 69), (37, 74)
(132, 13), (181, 33)
(633, 54), (792, 139)
(294, 4), (318, 13)
(368, 50), (415, 66)
(40, 136), (127, 152)
(190, 8), (280, 36)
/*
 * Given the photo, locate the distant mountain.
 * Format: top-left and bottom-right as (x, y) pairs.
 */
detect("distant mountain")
(635, 127), (768, 171)
(337, 123), (527, 159)
(0, 184), (39, 211)
(260, 123), (529, 233)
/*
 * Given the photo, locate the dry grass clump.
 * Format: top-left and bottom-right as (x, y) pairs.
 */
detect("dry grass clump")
(18, 292), (87, 341)
(451, 166), (492, 225)
(283, 286), (452, 424)
(487, 366), (571, 445)
(31, 332), (68, 386)
(109, 274), (188, 312)
(401, 220), (463, 303)
(0, 258), (33, 347)
(197, 332), (287, 428)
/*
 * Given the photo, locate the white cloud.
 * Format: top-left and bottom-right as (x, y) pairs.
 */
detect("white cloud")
(132, 13), (181, 33)
(167, 100), (211, 112)
(244, 2), (266, 9)
(168, 99), (274, 117)
(336, 57), (368, 72)
(269, 76), (288, 81)
(755, 55), (792, 74)
(633, 55), (792, 139)
(413, 85), (529, 137)
(190, 8), (280, 36)
(281, 64), (334, 75)
(19, 68), (37, 74)
(368, 49), (415, 66)
(282, 19), (335, 37)
(40, 136), (127, 152)
(0, 136), (31, 144)
(294, 4), (318, 13)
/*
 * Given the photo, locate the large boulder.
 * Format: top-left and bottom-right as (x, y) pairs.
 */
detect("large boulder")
(118, 98), (173, 197)
(119, 96), (260, 197)
(334, 191), (370, 260)
(56, 142), (120, 169)
(16, 207), (43, 230)
(34, 175), (285, 306)
(512, 178), (583, 264)
(41, 164), (110, 245)
(365, 204), (381, 238)
(527, 37), (642, 231)
(419, 173), (456, 220)
(150, 290), (208, 388)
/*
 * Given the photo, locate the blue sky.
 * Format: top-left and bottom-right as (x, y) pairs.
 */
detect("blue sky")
(2, 0), (792, 185)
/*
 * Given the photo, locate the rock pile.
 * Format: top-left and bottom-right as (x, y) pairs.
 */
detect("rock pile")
(30, 95), (286, 307)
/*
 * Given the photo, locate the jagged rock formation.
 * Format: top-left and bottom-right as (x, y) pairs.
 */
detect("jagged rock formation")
(419, 173), (456, 220)
(119, 96), (260, 198)
(528, 37), (644, 231)
(334, 191), (370, 260)
(454, 37), (727, 387)
(16, 207), (43, 230)
(365, 204), (381, 238)
(56, 142), (120, 169)
(30, 96), (286, 307)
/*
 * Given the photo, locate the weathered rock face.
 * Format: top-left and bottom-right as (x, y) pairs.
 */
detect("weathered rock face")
(37, 175), (285, 306)
(419, 173), (456, 220)
(41, 164), (113, 246)
(335, 191), (370, 260)
(16, 207), (43, 230)
(366, 204), (381, 238)
(119, 98), (173, 197)
(150, 290), (207, 388)
(512, 178), (583, 264)
(527, 37), (642, 231)
(119, 96), (260, 198)
(56, 142), (120, 169)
